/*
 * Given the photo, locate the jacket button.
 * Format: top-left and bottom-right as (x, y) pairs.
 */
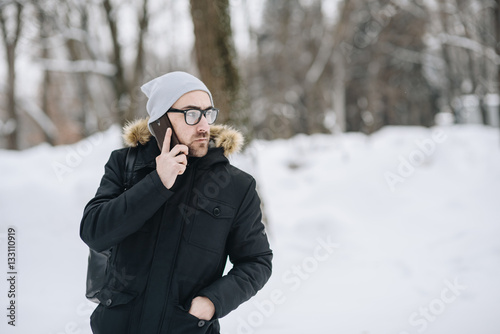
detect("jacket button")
(197, 320), (205, 327)
(105, 299), (112, 306)
(213, 207), (221, 217)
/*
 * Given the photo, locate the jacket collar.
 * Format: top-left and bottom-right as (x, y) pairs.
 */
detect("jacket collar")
(122, 118), (243, 156)
(122, 118), (243, 169)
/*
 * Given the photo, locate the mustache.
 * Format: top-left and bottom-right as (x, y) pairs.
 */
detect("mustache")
(191, 133), (209, 142)
(194, 133), (208, 139)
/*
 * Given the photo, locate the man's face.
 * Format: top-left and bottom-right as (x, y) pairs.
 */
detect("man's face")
(169, 90), (212, 157)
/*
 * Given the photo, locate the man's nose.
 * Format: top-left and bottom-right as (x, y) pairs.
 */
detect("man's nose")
(197, 114), (210, 132)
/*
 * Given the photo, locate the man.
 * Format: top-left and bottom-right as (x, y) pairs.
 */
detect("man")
(80, 71), (272, 333)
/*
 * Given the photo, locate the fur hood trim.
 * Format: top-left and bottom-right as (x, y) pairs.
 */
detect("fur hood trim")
(122, 118), (243, 156)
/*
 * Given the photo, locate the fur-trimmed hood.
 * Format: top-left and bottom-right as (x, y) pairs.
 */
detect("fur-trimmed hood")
(122, 118), (243, 156)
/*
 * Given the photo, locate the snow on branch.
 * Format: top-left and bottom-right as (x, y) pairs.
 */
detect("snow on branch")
(381, 43), (446, 69)
(17, 98), (57, 139)
(37, 58), (117, 76)
(439, 33), (500, 64)
(305, 30), (334, 85)
(40, 27), (90, 47)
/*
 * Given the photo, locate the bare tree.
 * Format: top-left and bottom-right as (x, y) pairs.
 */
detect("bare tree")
(252, 0), (331, 138)
(61, 1), (93, 137)
(495, 0), (500, 128)
(330, 0), (361, 133)
(342, 1), (435, 134)
(189, 0), (243, 127)
(432, 0), (498, 125)
(0, 1), (23, 149)
(103, 0), (149, 124)
(36, 2), (55, 143)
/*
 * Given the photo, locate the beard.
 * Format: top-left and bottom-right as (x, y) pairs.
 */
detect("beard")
(186, 133), (209, 157)
(188, 142), (208, 157)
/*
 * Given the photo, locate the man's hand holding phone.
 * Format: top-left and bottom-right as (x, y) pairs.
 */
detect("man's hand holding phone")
(156, 128), (188, 189)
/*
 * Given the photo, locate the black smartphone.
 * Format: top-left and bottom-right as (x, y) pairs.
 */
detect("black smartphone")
(150, 113), (180, 151)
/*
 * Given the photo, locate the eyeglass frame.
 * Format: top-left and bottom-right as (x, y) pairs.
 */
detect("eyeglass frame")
(167, 107), (219, 125)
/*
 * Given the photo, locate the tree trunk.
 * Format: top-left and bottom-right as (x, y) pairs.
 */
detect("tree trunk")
(332, 0), (359, 132)
(0, 3), (23, 150)
(189, 0), (242, 126)
(127, 0), (149, 123)
(5, 46), (17, 149)
(495, 0), (500, 129)
(103, 0), (128, 123)
(36, 3), (58, 144)
(102, 0), (149, 125)
(332, 52), (346, 132)
(439, 2), (460, 124)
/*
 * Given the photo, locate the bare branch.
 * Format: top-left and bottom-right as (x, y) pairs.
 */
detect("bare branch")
(12, 2), (22, 48)
(17, 98), (57, 141)
(305, 27), (334, 84)
(131, 0), (148, 94)
(0, 5), (9, 44)
(439, 33), (500, 64)
(102, 0), (127, 101)
(36, 58), (117, 75)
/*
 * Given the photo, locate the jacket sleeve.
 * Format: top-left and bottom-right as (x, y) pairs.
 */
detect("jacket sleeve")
(198, 178), (273, 319)
(80, 148), (173, 252)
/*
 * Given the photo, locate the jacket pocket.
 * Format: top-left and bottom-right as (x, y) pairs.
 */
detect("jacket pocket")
(188, 196), (235, 253)
(171, 305), (217, 333)
(91, 289), (138, 333)
(97, 286), (137, 308)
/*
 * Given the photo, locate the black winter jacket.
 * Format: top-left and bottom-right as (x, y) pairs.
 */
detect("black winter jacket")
(80, 119), (272, 334)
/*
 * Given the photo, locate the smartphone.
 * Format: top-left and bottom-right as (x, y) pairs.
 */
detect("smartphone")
(150, 113), (180, 151)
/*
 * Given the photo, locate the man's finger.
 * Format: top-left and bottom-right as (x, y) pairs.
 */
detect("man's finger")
(169, 144), (189, 157)
(174, 154), (188, 166)
(177, 164), (186, 175)
(162, 127), (172, 153)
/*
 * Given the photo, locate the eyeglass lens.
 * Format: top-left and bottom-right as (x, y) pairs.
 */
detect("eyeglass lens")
(185, 109), (218, 125)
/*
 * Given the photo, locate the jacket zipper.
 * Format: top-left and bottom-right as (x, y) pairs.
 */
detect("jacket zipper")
(158, 162), (198, 333)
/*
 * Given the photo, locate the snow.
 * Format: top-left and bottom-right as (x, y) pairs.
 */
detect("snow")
(1, 124), (499, 333)
(36, 59), (117, 76)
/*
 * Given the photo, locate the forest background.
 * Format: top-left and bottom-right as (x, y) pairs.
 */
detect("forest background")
(1, 0), (499, 150)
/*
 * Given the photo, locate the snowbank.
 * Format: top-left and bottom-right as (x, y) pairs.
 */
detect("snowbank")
(0, 124), (499, 334)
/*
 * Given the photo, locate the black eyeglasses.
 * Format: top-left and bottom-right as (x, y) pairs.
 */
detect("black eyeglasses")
(167, 107), (219, 125)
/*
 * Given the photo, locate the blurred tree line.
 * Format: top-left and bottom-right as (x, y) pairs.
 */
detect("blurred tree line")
(0, 0), (499, 150)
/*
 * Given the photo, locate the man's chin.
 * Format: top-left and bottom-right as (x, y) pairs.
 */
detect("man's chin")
(188, 144), (208, 157)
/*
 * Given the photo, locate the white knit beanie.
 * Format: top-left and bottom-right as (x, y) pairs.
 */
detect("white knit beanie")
(141, 71), (213, 135)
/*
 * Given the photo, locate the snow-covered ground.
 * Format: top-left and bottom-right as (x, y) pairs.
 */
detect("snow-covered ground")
(0, 124), (499, 334)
